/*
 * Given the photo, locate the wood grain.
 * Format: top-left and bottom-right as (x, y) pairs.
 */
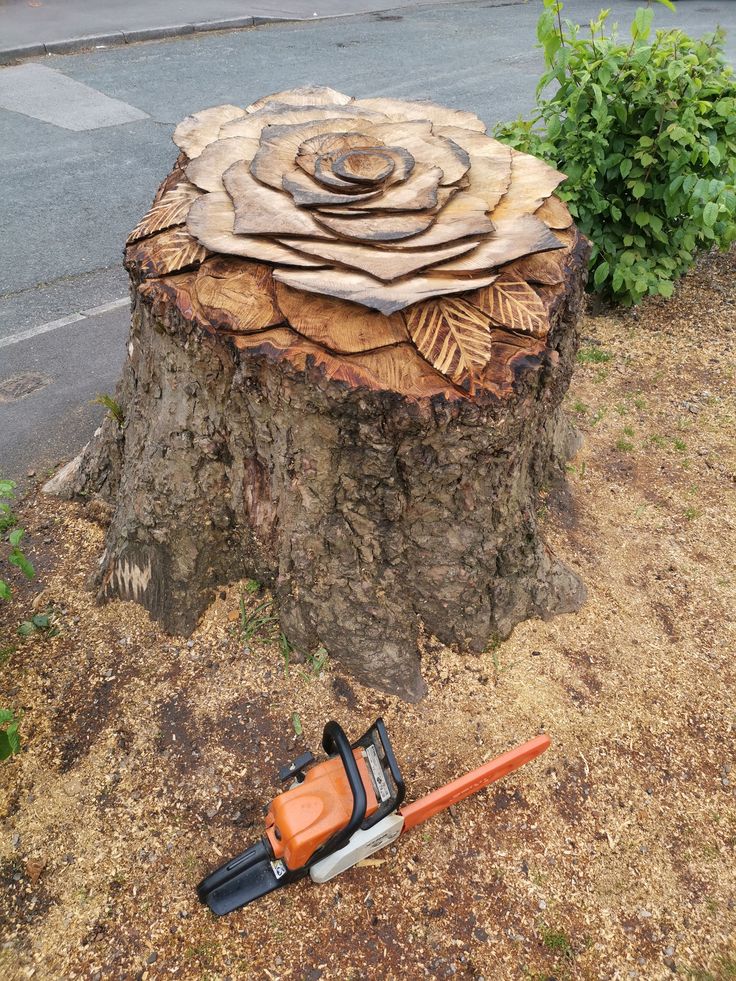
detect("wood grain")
(275, 282), (408, 352)
(195, 258), (283, 333)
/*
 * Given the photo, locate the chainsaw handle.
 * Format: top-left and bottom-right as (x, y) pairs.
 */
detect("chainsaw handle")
(310, 721), (367, 864)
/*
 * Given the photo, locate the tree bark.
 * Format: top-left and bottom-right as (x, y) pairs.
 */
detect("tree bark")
(47, 169), (590, 702)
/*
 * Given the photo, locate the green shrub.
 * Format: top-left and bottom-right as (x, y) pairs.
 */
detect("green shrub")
(494, 0), (736, 304)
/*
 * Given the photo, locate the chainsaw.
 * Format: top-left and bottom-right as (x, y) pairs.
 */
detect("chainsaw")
(197, 718), (550, 916)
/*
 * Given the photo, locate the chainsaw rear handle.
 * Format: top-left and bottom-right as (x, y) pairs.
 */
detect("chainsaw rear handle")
(309, 721), (367, 864)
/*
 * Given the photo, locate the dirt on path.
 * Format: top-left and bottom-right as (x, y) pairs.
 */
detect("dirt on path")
(1, 248), (735, 980)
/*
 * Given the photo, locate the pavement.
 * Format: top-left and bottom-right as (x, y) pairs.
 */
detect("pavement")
(1, 0), (735, 486)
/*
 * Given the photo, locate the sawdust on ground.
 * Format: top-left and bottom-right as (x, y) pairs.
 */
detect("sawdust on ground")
(1, 248), (735, 981)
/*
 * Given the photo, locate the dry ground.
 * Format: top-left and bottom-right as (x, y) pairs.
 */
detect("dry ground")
(1, 249), (735, 981)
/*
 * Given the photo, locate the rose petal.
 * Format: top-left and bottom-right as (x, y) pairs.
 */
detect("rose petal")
(535, 195), (573, 230)
(312, 209), (438, 243)
(221, 104), (384, 141)
(368, 121), (470, 186)
(427, 215), (564, 276)
(185, 137), (260, 192)
(173, 105), (246, 159)
(246, 86), (353, 113)
(282, 168), (384, 206)
(223, 161), (329, 237)
(491, 149), (567, 221)
(187, 192), (326, 267)
(373, 193), (493, 251)
(315, 166), (445, 213)
(353, 97), (486, 133)
(250, 119), (388, 191)
(279, 234), (480, 281)
(435, 127), (512, 212)
(273, 266), (499, 315)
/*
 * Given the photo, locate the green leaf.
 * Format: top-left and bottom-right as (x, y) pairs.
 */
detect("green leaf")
(0, 481), (15, 498)
(17, 621), (35, 637)
(6, 724), (20, 755)
(31, 614), (50, 628)
(0, 580), (10, 601)
(708, 145), (721, 166)
(703, 202), (719, 227)
(8, 529), (23, 547)
(620, 159), (632, 178)
(292, 713), (303, 737)
(657, 280), (675, 297)
(0, 731), (13, 761)
(631, 7), (653, 42)
(0, 708), (15, 725)
(593, 261), (610, 289)
(9, 552), (35, 580)
(654, 0), (675, 10)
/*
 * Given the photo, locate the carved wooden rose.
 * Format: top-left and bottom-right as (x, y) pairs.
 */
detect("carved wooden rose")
(126, 85), (577, 398)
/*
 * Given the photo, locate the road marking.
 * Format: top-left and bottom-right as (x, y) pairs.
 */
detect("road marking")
(0, 297), (128, 349)
(0, 64), (148, 131)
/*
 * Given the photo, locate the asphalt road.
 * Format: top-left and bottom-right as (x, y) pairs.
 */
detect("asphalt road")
(1, 0), (735, 484)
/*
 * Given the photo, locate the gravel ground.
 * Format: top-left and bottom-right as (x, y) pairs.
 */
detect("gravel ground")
(1, 248), (735, 980)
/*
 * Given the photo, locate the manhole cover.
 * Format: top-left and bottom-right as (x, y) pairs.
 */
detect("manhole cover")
(0, 372), (51, 403)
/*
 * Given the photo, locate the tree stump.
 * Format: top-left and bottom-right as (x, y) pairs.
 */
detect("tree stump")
(49, 87), (590, 701)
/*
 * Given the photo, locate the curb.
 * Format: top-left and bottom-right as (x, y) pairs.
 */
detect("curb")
(0, 15), (302, 64)
(0, 0), (524, 65)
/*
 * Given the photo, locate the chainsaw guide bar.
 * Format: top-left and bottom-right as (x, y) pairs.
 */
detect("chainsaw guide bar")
(197, 718), (550, 916)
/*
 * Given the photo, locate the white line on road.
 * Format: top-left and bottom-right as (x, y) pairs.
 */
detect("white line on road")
(0, 297), (128, 349)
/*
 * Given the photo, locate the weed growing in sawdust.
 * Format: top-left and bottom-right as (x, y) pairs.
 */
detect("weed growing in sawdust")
(623, 425), (635, 437)
(304, 646), (328, 679)
(590, 408), (606, 427)
(674, 437), (687, 452)
(238, 595), (278, 643)
(539, 924), (575, 959)
(615, 437), (634, 452)
(684, 506), (701, 521)
(572, 399), (588, 415)
(577, 346), (612, 365)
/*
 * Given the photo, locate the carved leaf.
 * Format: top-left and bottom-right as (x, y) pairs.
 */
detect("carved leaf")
(469, 273), (550, 338)
(126, 226), (209, 279)
(195, 258), (283, 332)
(127, 181), (203, 244)
(404, 297), (493, 390)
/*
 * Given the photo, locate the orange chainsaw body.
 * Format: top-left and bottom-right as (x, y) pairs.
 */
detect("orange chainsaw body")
(265, 750), (379, 870)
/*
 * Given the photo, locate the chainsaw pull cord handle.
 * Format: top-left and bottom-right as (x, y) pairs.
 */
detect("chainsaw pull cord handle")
(306, 721), (367, 866)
